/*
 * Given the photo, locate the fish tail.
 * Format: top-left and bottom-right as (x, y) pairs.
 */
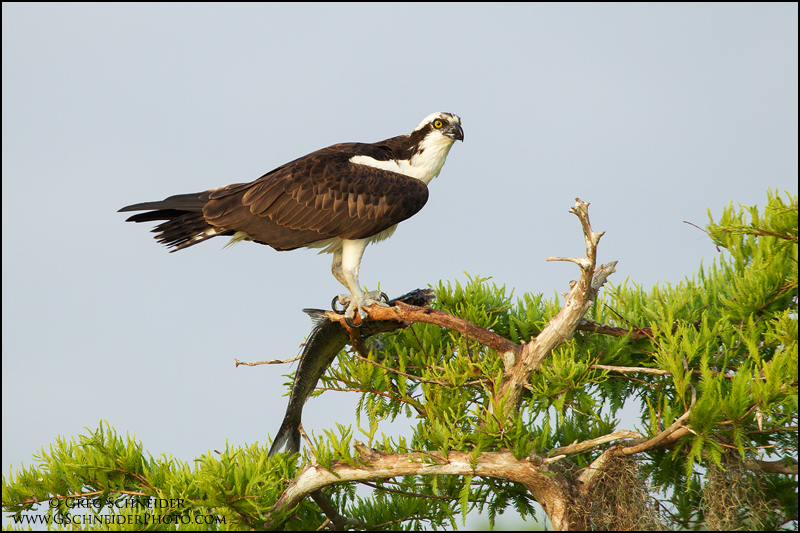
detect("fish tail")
(268, 415), (301, 458)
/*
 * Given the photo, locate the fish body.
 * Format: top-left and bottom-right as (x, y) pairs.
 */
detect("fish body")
(268, 289), (435, 457)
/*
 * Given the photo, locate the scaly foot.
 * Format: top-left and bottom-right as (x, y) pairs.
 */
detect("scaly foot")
(332, 290), (389, 327)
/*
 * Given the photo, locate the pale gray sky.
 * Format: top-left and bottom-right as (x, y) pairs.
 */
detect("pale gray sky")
(2, 3), (797, 529)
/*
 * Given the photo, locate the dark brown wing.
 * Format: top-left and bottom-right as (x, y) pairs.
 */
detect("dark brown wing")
(119, 141), (429, 252)
(202, 145), (429, 251)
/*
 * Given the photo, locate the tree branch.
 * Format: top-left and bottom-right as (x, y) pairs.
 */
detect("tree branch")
(576, 318), (662, 340)
(324, 303), (522, 360)
(591, 364), (672, 376)
(617, 410), (692, 456)
(548, 430), (641, 457)
(495, 199), (615, 415)
(744, 457), (799, 475)
(234, 355), (301, 367)
(265, 446), (575, 531)
(309, 489), (366, 530)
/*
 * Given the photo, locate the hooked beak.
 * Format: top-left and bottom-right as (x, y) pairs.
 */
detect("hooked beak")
(444, 122), (464, 142)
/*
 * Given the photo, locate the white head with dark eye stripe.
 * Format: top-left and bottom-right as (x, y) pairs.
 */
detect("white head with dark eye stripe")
(409, 112), (463, 183)
(348, 112), (463, 184)
(414, 112), (464, 142)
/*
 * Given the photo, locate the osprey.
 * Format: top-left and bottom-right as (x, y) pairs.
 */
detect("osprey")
(119, 112), (463, 323)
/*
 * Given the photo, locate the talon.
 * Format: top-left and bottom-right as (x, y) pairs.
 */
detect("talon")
(344, 315), (362, 328)
(332, 290), (389, 328)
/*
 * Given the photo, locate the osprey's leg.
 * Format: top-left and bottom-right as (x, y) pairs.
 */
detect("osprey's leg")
(331, 239), (388, 323)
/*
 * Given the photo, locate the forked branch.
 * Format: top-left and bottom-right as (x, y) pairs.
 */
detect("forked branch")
(494, 198), (616, 414)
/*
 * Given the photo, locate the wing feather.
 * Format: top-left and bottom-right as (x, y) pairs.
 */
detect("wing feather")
(190, 145), (430, 250)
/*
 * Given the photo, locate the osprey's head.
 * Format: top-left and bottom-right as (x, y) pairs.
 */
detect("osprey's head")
(351, 112), (463, 184)
(396, 112), (462, 184)
(414, 112), (464, 142)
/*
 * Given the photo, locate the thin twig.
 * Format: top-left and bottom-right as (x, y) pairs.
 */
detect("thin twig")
(234, 355), (301, 367)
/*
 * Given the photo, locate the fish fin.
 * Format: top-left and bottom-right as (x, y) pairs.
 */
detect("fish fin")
(302, 308), (331, 329)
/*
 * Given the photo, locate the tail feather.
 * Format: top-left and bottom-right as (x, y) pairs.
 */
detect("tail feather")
(155, 213), (229, 251)
(123, 209), (190, 223)
(119, 193), (227, 251)
(118, 192), (208, 214)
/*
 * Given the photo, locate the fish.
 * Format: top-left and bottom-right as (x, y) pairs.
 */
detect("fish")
(268, 289), (436, 458)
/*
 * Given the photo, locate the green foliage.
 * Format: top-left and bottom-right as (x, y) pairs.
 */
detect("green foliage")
(2, 421), (320, 530)
(603, 190), (798, 526)
(3, 190), (796, 530)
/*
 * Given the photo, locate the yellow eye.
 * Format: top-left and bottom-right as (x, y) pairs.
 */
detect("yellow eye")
(433, 119), (443, 129)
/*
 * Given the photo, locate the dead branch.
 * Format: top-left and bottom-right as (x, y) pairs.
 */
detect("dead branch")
(549, 430), (641, 457)
(265, 446), (575, 531)
(234, 355), (301, 367)
(495, 199), (615, 415)
(622, 420), (691, 456)
(592, 364), (672, 376)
